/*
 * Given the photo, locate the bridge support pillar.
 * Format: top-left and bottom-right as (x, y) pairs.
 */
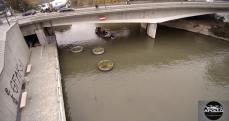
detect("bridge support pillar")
(141, 23), (147, 29)
(35, 29), (47, 45)
(147, 23), (157, 38)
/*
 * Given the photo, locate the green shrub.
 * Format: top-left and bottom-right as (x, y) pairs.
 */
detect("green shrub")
(210, 23), (229, 38)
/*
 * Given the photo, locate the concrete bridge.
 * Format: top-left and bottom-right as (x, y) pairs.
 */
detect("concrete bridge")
(1, 2), (229, 121)
(18, 1), (229, 42)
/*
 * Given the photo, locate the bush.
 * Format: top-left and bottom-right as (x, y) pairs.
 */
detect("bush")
(210, 23), (229, 38)
(22, 1), (33, 11)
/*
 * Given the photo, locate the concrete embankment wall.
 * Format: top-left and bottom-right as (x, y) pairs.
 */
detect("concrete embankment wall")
(0, 23), (29, 121)
(162, 19), (229, 41)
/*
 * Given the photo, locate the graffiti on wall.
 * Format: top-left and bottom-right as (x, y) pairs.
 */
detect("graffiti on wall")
(4, 61), (24, 105)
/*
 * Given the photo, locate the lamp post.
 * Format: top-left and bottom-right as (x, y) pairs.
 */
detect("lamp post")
(4, 11), (10, 26)
(104, 0), (106, 8)
(2, 0), (10, 26)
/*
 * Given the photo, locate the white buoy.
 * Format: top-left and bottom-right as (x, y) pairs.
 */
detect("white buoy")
(97, 60), (114, 72)
(92, 47), (105, 55)
(71, 46), (83, 53)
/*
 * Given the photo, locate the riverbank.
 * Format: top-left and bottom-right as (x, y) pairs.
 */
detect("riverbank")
(162, 19), (229, 41)
(20, 43), (66, 121)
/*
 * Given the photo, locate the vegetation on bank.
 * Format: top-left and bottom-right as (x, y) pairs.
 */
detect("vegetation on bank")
(73, 0), (125, 6)
(210, 22), (229, 38)
(7, 0), (35, 11)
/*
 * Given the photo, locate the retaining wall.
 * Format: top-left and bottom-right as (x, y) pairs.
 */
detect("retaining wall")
(0, 23), (29, 121)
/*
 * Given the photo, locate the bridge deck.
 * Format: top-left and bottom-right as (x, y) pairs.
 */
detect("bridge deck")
(18, 2), (229, 26)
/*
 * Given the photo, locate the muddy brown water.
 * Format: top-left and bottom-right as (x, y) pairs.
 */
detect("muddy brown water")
(57, 23), (229, 121)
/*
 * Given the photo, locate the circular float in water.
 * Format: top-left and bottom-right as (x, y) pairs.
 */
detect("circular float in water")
(97, 60), (114, 72)
(92, 47), (105, 55)
(71, 46), (83, 53)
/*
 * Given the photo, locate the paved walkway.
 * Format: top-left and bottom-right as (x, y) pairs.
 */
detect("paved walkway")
(20, 43), (64, 121)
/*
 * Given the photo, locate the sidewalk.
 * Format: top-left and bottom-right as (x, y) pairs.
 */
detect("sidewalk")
(20, 43), (65, 121)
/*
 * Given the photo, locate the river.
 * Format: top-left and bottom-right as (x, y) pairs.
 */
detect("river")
(57, 23), (229, 121)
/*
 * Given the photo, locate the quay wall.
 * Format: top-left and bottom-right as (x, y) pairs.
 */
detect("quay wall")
(0, 23), (29, 121)
(162, 19), (229, 41)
